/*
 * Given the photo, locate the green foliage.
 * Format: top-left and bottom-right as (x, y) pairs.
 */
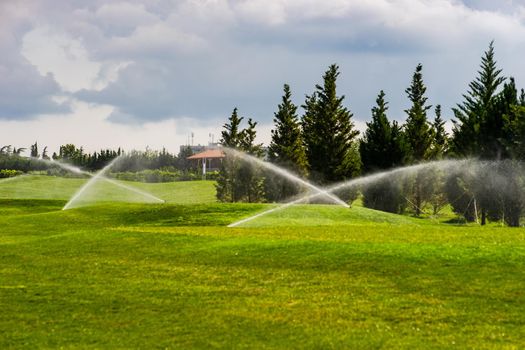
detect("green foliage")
(30, 142), (39, 158)
(404, 64), (433, 216)
(267, 84), (309, 202)
(216, 109), (265, 203)
(110, 169), (196, 183)
(451, 41), (506, 158)
(503, 104), (525, 159)
(429, 105), (448, 159)
(0, 169), (23, 178)
(360, 90), (394, 172)
(302, 64), (360, 184)
(404, 63), (433, 162)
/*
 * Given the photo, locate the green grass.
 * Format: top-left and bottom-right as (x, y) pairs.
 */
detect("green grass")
(1, 176), (525, 348)
(0, 175), (217, 204)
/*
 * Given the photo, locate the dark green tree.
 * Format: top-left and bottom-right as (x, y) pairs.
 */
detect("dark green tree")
(216, 108), (244, 202)
(429, 105), (448, 159)
(238, 118), (265, 202)
(427, 105), (449, 214)
(404, 63), (433, 163)
(360, 90), (406, 213)
(403, 64), (433, 216)
(30, 142), (39, 158)
(267, 84), (309, 201)
(216, 110), (265, 203)
(302, 64), (360, 185)
(42, 146), (49, 160)
(451, 41), (506, 158)
(360, 90), (393, 172)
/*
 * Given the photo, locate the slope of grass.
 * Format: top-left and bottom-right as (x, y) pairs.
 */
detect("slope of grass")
(1, 199), (525, 348)
(0, 175), (217, 204)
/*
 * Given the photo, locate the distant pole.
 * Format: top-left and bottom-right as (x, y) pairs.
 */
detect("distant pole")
(202, 158), (206, 180)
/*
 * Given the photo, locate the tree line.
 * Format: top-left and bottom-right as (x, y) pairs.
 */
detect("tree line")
(217, 42), (525, 226)
(0, 142), (198, 176)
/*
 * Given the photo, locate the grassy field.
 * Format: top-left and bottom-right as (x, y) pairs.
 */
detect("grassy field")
(1, 176), (525, 348)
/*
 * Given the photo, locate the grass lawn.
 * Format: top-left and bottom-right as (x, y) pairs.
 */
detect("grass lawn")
(1, 176), (525, 348)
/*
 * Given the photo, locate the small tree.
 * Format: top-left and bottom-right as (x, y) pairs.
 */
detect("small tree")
(30, 142), (39, 158)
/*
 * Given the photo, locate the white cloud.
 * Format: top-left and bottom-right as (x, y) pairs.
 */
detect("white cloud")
(3, 0), (525, 149)
(21, 26), (128, 93)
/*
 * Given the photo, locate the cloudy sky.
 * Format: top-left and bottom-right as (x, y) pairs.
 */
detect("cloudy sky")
(1, 0), (525, 154)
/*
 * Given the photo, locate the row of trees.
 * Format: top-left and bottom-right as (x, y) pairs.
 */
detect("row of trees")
(0, 142), (199, 174)
(216, 42), (525, 226)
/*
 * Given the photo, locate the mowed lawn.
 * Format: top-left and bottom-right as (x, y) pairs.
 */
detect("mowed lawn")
(1, 176), (525, 348)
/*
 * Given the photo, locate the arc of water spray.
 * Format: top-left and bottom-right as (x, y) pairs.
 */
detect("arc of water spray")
(0, 174), (28, 184)
(224, 147), (349, 208)
(52, 159), (164, 204)
(61, 157), (164, 210)
(228, 159), (470, 227)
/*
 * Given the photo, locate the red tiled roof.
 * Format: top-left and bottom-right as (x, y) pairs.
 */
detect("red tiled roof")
(187, 149), (225, 159)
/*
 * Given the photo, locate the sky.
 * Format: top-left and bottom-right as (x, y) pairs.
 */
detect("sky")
(1, 0), (525, 155)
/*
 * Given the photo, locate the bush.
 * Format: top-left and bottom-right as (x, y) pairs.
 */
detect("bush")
(0, 169), (23, 178)
(109, 169), (202, 183)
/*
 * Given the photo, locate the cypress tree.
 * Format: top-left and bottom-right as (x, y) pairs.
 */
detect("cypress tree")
(267, 84), (309, 201)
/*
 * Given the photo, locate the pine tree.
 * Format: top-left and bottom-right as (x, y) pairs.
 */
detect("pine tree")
(430, 105), (448, 159)
(360, 91), (406, 213)
(451, 41), (506, 158)
(302, 64), (360, 185)
(404, 64), (433, 216)
(221, 107), (244, 148)
(216, 108), (244, 202)
(360, 90), (393, 172)
(216, 110), (265, 203)
(238, 118), (265, 202)
(404, 64), (433, 162)
(267, 84), (309, 201)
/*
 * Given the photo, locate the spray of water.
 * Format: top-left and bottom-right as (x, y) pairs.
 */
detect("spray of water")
(51, 159), (164, 205)
(62, 157), (164, 210)
(224, 147), (349, 208)
(228, 159), (470, 227)
(0, 174), (28, 184)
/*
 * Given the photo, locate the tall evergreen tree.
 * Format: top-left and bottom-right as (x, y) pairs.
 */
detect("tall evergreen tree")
(216, 110), (265, 203)
(238, 118), (265, 202)
(267, 84), (309, 201)
(404, 64), (433, 216)
(216, 108), (244, 202)
(404, 63), (433, 162)
(360, 90), (406, 213)
(301, 64), (360, 185)
(451, 41), (506, 158)
(220, 108), (244, 148)
(360, 90), (392, 172)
